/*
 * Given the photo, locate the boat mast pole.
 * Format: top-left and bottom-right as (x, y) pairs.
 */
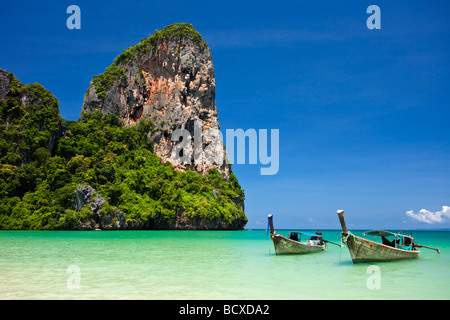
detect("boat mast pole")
(337, 210), (348, 235)
(267, 214), (275, 235)
(414, 243), (440, 254)
(322, 239), (343, 247)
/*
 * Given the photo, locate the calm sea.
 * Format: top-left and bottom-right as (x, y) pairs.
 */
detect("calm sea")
(0, 230), (448, 300)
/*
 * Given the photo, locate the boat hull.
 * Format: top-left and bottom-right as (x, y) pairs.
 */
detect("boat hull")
(343, 233), (420, 263)
(270, 233), (325, 255)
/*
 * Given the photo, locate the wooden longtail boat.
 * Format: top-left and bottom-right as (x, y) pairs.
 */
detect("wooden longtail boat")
(337, 210), (439, 263)
(268, 214), (341, 255)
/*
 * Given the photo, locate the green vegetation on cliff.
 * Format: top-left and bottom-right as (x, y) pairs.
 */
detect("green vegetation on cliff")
(0, 70), (246, 230)
(91, 65), (126, 100)
(88, 23), (207, 100)
(114, 22), (207, 66)
(0, 72), (62, 166)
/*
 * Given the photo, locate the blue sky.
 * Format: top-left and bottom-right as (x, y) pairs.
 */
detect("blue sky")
(1, 0), (449, 229)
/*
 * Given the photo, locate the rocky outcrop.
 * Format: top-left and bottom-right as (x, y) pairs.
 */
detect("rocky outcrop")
(0, 69), (62, 165)
(73, 184), (126, 230)
(72, 184), (245, 230)
(82, 23), (229, 177)
(0, 24), (246, 231)
(73, 184), (106, 211)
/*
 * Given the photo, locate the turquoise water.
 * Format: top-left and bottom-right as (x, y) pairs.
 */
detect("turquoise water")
(0, 230), (448, 299)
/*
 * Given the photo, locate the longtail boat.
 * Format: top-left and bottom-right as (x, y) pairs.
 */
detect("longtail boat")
(268, 214), (341, 255)
(337, 210), (440, 263)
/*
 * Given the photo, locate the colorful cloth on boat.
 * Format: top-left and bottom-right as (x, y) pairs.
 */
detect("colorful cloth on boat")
(396, 244), (412, 250)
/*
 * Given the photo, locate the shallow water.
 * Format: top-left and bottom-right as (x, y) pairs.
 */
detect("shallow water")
(0, 230), (448, 299)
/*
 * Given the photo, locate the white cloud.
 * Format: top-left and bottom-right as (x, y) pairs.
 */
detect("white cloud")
(406, 206), (450, 224)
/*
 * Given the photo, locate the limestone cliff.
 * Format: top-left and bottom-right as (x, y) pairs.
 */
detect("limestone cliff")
(0, 25), (246, 231)
(82, 23), (229, 177)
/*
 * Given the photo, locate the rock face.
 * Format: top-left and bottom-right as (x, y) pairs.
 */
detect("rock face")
(73, 184), (106, 212)
(73, 184), (126, 230)
(82, 23), (229, 177)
